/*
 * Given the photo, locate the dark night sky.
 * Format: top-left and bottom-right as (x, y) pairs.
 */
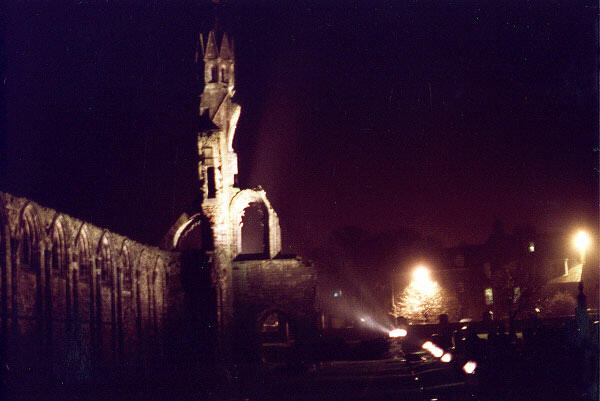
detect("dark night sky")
(2, 1), (598, 256)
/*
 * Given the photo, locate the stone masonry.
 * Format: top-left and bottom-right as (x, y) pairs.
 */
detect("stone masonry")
(0, 14), (316, 391)
(0, 191), (175, 385)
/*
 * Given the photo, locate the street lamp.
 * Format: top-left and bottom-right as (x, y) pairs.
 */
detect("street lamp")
(412, 265), (435, 295)
(573, 231), (590, 265)
(413, 265), (430, 281)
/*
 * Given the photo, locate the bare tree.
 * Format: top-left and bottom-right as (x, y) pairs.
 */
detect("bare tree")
(391, 280), (460, 324)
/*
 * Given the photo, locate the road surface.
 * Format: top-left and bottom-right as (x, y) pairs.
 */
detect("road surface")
(247, 349), (474, 401)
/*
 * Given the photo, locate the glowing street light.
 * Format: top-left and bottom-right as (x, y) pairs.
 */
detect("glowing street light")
(411, 265), (437, 295)
(440, 352), (452, 363)
(413, 265), (430, 281)
(574, 231), (591, 264)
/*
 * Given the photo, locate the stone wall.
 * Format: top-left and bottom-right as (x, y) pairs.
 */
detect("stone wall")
(0, 191), (179, 386)
(0, 190), (318, 391)
(231, 257), (317, 360)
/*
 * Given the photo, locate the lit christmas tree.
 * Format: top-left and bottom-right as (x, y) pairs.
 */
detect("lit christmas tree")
(391, 266), (459, 323)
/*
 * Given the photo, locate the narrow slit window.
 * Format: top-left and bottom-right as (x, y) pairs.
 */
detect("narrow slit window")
(207, 167), (216, 198)
(221, 67), (228, 83)
(210, 65), (217, 83)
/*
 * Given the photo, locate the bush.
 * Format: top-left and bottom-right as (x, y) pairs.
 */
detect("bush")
(545, 291), (576, 316)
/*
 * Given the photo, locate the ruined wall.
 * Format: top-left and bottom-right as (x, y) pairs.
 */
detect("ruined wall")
(0, 191), (180, 386)
(231, 257), (316, 360)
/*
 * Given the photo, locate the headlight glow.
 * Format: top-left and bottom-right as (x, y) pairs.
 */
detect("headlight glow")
(462, 360), (477, 374)
(430, 346), (444, 358)
(388, 328), (408, 338)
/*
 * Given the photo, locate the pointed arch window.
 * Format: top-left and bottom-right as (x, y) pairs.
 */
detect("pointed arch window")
(221, 65), (228, 83)
(203, 147), (216, 198)
(99, 237), (113, 285)
(19, 206), (40, 270)
(122, 246), (132, 291)
(241, 202), (269, 256)
(206, 64), (218, 83)
(51, 219), (68, 277)
(76, 228), (91, 281)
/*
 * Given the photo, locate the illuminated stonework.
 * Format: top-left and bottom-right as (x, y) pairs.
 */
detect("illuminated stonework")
(0, 18), (315, 391)
(0, 191), (171, 383)
(164, 25), (314, 362)
(166, 28), (285, 260)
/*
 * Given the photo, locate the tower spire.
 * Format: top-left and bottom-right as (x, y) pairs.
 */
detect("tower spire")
(196, 0), (235, 122)
(195, 0), (240, 204)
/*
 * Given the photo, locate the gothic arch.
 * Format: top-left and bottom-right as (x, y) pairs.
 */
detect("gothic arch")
(95, 232), (117, 369)
(172, 213), (212, 251)
(49, 215), (70, 276)
(18, 203), (43, 270)
(73, 224), (93, 358)
(229, 189), (281, 259)
(97, 232), (114, 285)
(255, 308), (295, 363)
(135, 249), (151, 289)
(256, 308), (293, 340)
(14, 203), (44, 367)
(74, 224), (91, 281)
(120, 241), (132, 291)
(134, 249), (148, 336)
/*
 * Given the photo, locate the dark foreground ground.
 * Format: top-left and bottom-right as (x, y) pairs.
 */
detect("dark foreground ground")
(3, 321), (598, 401)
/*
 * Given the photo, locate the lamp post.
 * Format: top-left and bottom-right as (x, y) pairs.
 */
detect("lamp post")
(573, 231), (590, 266)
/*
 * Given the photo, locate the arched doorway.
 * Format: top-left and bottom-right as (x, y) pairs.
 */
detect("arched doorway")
(257, 310), (294, 363)
(241, 202), (268, 256)
(174, 214), (207, 251)
(229, 189), (281, 259)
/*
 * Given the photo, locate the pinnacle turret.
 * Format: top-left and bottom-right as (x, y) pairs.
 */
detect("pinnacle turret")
(203, 31), (219, 59)
(196, 24), (235, 121)
(197, 31), (234, 61)
(219, 32), (233, 60)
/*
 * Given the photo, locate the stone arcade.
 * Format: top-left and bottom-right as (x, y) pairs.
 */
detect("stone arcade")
(0, 20), (316, 391)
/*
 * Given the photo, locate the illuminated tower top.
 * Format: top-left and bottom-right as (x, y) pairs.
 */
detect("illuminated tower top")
(196, 30), (235, 122)
(194, 5), (241, 244)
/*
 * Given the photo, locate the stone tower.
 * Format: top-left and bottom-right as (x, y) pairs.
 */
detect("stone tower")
(195, 28), (241, 251)
(163, 15), (283, 340)
(159, 5), (318, 366)
(187, 19), (282, 262)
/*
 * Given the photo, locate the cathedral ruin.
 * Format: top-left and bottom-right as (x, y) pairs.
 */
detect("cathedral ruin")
(0, 14), (316, 393)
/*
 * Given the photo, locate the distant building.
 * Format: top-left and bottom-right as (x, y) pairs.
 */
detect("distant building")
(441, 220), (594, 321)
